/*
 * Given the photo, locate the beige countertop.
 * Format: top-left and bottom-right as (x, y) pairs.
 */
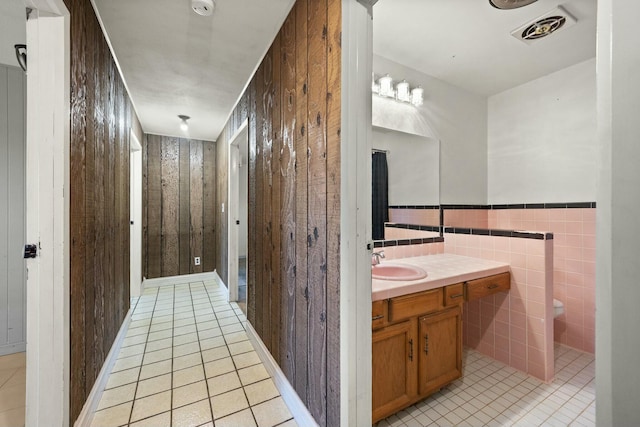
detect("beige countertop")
(372, 253), (510, 301)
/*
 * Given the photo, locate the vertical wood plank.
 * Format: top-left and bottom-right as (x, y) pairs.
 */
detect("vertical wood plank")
(306, 0), (329, 423)
(179, 138), (191, 275)
(270, 33), (282, 363)
(247, 80), (258, 326)
(104, 60), (116, 350)
(203, 141), (216, 272)
(294, 0), (309, 402)
(262, 45), (275, 350)
(122, 95), (131, 314)
(161, 137), (180, 276)
(325, 0), (342, 422)
(253, 62), (265, 338)
(83, 6), (97, 396)
(147, 135), (162, 278)
(190, 139), (204, 273)
(280, 9), (297, 380)
(69, 5), (88, 410)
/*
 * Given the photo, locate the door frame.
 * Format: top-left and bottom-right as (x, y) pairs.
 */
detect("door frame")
(129, 130), (142, 297)
(227, 119), (248, 301)
(24, 0), (70, 425)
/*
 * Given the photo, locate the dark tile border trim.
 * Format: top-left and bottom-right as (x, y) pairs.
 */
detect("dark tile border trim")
(388, 205), (440, 210)
(444, 227), (553, 240)
(384, 223), (441, 233)
(441, 202), (596, 210)
(373, 236), (444, 248)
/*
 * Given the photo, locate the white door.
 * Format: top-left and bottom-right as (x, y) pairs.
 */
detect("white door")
(227, 120), (248, 302)
(130, 131), (142, 297)
(24, 2), (71, 425)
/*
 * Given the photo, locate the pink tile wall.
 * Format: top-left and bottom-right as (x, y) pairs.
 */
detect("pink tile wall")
(389, 208), (440, 226)
(445, 233), (555, 382)
(379, 241), (444, 261)
(383, 226), (440, 240)
(488, 208), (596, 353)
(443, 209), (489, 229)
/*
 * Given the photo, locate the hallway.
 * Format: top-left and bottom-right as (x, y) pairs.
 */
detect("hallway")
(90, 278), (297, 427)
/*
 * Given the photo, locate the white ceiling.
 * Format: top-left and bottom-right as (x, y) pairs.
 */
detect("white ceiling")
(93, 0), (294, 141)
(373, 0), (597, 96)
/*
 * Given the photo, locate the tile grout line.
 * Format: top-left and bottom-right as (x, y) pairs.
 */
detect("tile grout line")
(125, 286), (158, 426)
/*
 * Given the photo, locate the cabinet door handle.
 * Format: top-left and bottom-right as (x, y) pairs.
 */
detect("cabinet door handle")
(372, 315), (384, 321)
(424, 334), (429, 355)
(488, 284), (499, 290)
(449, 293), (464, 299)
(408, 339), (414, 361)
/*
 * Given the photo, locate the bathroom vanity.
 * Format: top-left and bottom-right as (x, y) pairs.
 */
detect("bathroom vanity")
(371, 254), (510, 422)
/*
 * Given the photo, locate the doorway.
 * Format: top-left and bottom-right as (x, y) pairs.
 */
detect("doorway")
(227, 120), (249, 314)
(129, 130), (142, 298)
(24, 1), (71, 425)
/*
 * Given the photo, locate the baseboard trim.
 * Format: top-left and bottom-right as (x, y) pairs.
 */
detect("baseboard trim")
(245, 322), (318, 427)
(0, 342), (26, 356)
(142, 271), (217, 289)
(74, 307), (133, 427)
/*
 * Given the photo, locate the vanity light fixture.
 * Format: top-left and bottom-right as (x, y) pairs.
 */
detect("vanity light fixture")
(372, 74), (424, 106)
(178, 114), (190, 132)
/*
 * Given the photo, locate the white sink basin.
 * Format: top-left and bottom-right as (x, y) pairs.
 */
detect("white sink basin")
(372, 263), (428, 281)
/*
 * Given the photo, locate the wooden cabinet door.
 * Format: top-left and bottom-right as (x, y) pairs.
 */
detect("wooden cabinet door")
(418, 306), (462, 396)
(372, 319), (417, 423)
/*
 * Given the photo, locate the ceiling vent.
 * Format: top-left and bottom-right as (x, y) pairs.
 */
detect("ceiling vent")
(511, 6), (577, 44)
(490, 0), (539, 10)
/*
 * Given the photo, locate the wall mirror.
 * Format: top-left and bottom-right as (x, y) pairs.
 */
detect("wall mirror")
(372, 126), (440, 242)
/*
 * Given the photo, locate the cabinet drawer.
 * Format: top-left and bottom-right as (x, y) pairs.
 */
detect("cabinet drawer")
(372, 300), (387, 330)
(466, 272), (510, 301)
(443, 283), (465, 307)
(389, 289), (442, 322)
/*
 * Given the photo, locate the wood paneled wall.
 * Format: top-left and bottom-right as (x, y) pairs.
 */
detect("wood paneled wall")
(215, 1), (341, 424)
(143, 134), (216, 279)
(66, 0), (140, 421)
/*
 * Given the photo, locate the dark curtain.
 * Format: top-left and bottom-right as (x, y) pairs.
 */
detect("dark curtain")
(372, 152), (389, 240)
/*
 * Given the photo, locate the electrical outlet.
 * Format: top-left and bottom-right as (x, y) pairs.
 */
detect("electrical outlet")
(194, 257), (201, 266)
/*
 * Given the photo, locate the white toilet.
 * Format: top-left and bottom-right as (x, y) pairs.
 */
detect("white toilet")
(553, 298), (565, 318)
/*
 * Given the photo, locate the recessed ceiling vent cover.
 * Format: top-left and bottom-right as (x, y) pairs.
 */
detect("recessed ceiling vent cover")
(511, 6), (577, 44)
(490, 0), (539, 10)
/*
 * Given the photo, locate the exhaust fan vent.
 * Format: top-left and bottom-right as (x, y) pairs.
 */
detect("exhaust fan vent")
(490, 0), (539, 10)
(511, 6), (577, 44)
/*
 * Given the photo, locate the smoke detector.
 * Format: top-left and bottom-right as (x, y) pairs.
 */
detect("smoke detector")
(490, 0), (539, 10)
(511, 5), (577, 44)
(191, 0), (215, 16)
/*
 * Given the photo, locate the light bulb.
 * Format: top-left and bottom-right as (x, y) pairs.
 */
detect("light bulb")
(379, 74), (393, 98)
(396, 80), (410, 102)
(411, 87), (424, 106)
(178, 114), (190, 132)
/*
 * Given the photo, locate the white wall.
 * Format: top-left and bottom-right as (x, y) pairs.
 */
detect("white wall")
(0, 0), (26, 68)
(373, 55), (487, 204)
(596, 0), (640, 424)
(0, 65), (26, 355)
(487, 58), (597, 204)
(372, 128), (439, 205)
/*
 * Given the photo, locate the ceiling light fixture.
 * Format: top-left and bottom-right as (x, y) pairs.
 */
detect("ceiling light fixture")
(191, 0), (215, 16)
(489, 0), (539, 10)
(372, 74), (424, 106)
(178, 114), (190, 132)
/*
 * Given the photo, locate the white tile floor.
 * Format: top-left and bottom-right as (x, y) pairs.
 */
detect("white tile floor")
(0, 352), (26, 427)
(91, 279), (297, 427)
(376, 344), (595, 427)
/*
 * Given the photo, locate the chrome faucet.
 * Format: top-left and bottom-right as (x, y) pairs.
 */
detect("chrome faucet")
(372, 250), (385, 266)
